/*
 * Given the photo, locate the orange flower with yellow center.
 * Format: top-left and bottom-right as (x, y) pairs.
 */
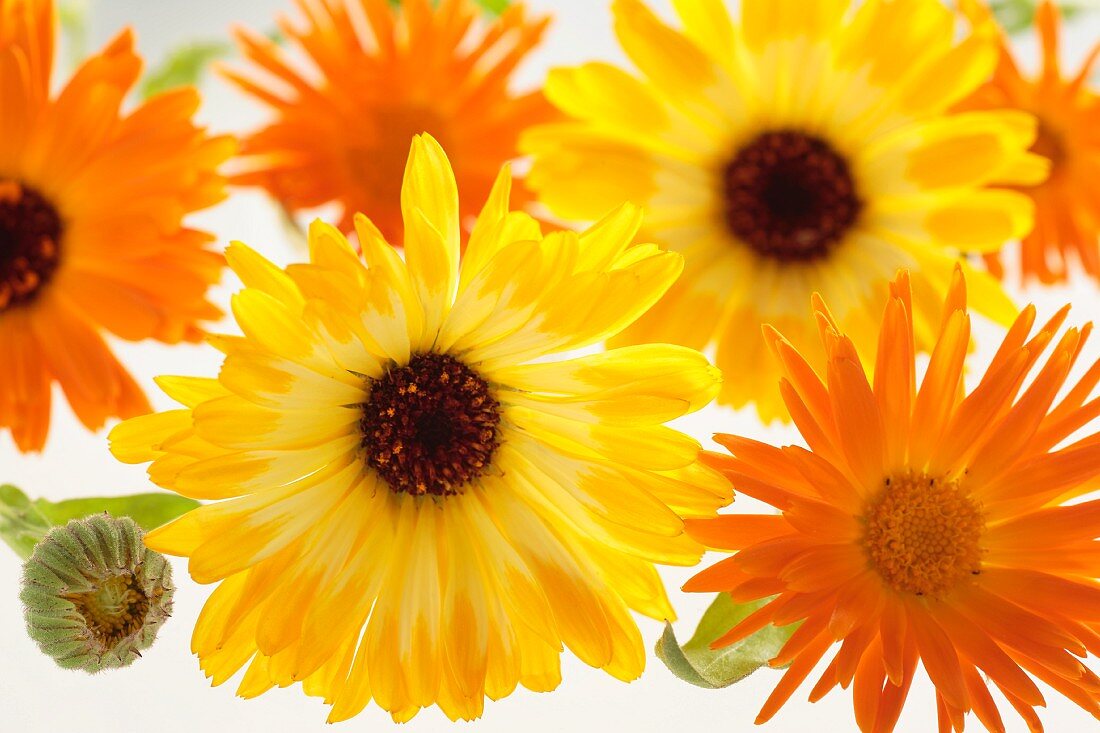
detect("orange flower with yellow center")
(960, 0), (1100, 282)
(0, 0), (232, 451)
(225, 0), (555, 241)
(686, 268), (1100, 731)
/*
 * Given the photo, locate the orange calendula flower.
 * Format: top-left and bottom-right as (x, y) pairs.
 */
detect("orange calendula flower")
(0, 0), (233, 451)
(686, 268), (1100, 731)
(960, 0), (1100, 282)
(225, 0), (554, 242)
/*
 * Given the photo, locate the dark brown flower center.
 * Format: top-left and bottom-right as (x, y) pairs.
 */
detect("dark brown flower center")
(63, 572), (155, 649)
(360, 352), (501, 497)
(1030, 119), (1067, 174)
(0, 180), (62, 311)
(722, 131), (861, 261)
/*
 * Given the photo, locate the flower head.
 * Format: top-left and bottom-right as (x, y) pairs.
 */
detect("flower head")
(109, 134), (730, 722)
(21, 514), (174, 672)
(524, 0), (1044, 421)
(959, 0), (1100, 283)
(686, 267), (1100, 731)
(0, 0), (233, 451)
(226, 0), (555, 242)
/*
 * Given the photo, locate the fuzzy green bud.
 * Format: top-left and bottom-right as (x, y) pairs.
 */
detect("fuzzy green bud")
(20, 514), (174, 672)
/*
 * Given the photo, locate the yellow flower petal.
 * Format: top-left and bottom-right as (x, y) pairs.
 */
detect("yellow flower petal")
(107, 409), (192, 464)
(924, 190), (1035, 251)
(401, 133), (460, 337)
(741, 0), (848, 51)
(526, 0), (1028, 421)
(108, 136), (722, 723)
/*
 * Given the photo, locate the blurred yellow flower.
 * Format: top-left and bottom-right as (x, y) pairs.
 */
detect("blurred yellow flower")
(0, 0), (232, 451)
(109, 135), (730, 723)
(524, 0), (1043, 421)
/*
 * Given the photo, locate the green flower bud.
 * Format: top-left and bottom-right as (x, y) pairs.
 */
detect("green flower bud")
(20, 514), (174, 673)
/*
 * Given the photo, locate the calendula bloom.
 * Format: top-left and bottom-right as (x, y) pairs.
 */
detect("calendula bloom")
(685, 268), (1100, 731)
(109, 135), (730, 722)
(524, 0), (1044, 421)
(959, 0), (1100, 283)
(226, 0), (554, 241)
(0, 0), (233, 451)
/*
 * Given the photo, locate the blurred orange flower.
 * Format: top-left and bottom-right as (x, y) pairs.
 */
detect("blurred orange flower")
(961, 0), (1100, 282)
(226, 0), (554, 243)
(0, 0), (232, 451)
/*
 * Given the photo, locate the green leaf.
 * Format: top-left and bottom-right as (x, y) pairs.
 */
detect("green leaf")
(139, 41), (232, 99)
(655, 594), (797, 689)
(0, 486), (54, 561)
(475, 0), (512, 15)
(0, 486), (198, 561)
(266, 27), (287, 46)
(32, 494), (199, 533)
(989, 0), (1087, 35)
(58, 0), (90, 71)
(388, 0), (511, 15)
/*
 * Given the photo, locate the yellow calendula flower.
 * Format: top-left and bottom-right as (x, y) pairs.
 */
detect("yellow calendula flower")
(524, 0), (1045, 421)
(0, 0), (232, 451)
(687, 268), (1100, 732)
(109, 134), (730, 723)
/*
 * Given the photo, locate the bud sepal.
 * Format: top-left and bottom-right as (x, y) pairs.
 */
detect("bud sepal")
(20, 514), (174, 673)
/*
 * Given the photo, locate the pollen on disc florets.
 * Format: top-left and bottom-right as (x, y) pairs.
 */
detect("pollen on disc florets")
(722, 130), (862, 262)
(862, 471), (985, 598)
(20, 514), (174, 673)
(360, 352), (502, 497)
(0, 180), (63, 311)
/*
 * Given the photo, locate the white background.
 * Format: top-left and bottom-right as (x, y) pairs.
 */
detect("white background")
(2, 1), (1099, 731)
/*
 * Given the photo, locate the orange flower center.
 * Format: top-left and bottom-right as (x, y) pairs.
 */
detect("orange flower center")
(722, 130), (862, 262)
(63, 571), (154, 649)
(347, 106), (449, 216)
(0, 180), (62, 311)
(1030, 119), (1068, 174)
(360, 352), (501, 497)
(863, 472), (984, 598)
